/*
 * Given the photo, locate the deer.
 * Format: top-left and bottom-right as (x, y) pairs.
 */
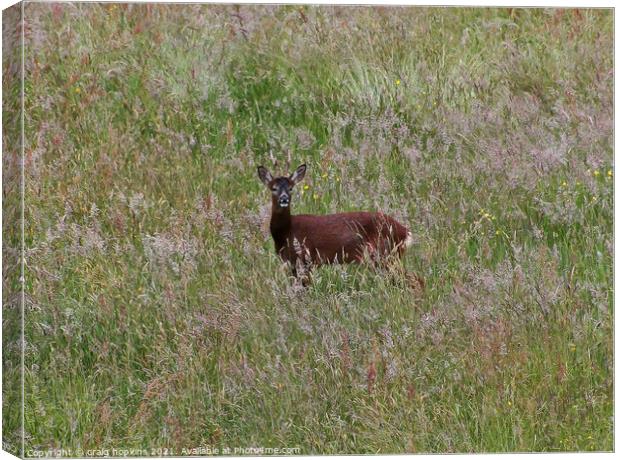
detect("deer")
(257, 163), (419, 286)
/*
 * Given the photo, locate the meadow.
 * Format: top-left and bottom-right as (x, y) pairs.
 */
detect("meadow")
(2, 3), (613, 454)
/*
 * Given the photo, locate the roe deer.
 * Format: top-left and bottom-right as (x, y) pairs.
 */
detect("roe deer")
(257, 164), (415, 283)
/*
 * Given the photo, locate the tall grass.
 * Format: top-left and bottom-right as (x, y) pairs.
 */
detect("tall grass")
(2, 3), (613, 454)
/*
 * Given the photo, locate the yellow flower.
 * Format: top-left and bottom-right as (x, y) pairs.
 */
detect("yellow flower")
(336, 177), (341, 182)
(561, 181), (567, 187)
(484, 213), (491, 219)
(321, 173), (328, 179)
(607, 169), (613, 177)
(594, 170), (600, 177)
(395, 79), (401, 85)
(592, 196), (598, 202)
(313, 193), (319, 200)
(75, 87), (81, 93)
(507, 401), (512, 407)
(303, 184), (310, 190)
(495, 230), (500, 235)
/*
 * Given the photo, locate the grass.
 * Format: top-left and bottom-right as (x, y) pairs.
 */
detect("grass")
(2, 3), (613, 455)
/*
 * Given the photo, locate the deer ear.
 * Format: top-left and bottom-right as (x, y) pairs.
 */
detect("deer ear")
(257, 166), (273, 186)
(290, 164), (307, 185)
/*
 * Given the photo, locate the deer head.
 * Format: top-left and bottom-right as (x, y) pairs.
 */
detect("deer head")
(257, 164), (306, 209)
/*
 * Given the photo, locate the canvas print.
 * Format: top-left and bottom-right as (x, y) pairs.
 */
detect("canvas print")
(2, 1), (613, 456)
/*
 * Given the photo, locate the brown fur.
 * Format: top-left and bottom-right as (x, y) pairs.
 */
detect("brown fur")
(271, 209), (409, 266)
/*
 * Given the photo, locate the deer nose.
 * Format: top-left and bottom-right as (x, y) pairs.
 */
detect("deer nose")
(278, 196), (290, 207)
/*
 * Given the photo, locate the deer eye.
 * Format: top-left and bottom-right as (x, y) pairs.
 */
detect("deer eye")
(271, 186), (277, 191)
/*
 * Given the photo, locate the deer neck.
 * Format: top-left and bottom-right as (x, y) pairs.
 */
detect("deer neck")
(270, 202), (292, 243)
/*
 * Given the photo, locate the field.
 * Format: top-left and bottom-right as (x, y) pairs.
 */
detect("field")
(2, 3), (613, 455)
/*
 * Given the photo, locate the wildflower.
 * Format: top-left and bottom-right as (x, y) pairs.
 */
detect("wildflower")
(484, 213), (491, 219)
(507, 401), (512, 407)
(607, 169), (613, 177)
(75, 87), (81, 93)
(336, 177), (341, 182)
(495, 230), (500, 235)
(321, 173), (328, 179)
(313, 193), (319, 200)
(592, 196), (598, 202)
(569, 343), (576, 351)
(593, 170), (600, 177)
(395, 79), (401, 85)
(561, 181), (567, 187)
(303, 184), (310, 190)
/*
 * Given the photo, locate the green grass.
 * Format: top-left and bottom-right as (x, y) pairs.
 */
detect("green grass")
(2, 3), (613, 455)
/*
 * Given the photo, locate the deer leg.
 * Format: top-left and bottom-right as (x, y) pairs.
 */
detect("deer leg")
(405, 271), (426, 293)
(295, 257), (313, 286)
(388, 256), (426, 294)
(367, 245), (425, 293)
(300, 269), (312, 287)
(377, 257), (406, 280)
(288, 258), (312, 287)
